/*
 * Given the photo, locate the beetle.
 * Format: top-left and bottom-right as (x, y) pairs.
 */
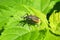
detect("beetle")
(23, 14), (40, 24)
(19, 13), (41, 26)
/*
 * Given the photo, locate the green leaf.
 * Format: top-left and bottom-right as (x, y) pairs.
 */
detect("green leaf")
(0, 0), (56, 14)
(44, 30), (60, 40)
(43, 1), (56, 14)
(49, 11), (60, 35)
(1, 5), (48, 30)
(0, 0), (57, 40)
(0, 27), (47, 40)
(0, 27), (30, 40)
(0, 5), (48, 40)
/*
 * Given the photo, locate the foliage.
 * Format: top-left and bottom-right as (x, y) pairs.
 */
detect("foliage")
(0, 0), (60, 40)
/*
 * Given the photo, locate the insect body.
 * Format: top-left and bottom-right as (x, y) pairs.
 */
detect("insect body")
(19, 14), (41, 26)
(23, 14), (40, 24)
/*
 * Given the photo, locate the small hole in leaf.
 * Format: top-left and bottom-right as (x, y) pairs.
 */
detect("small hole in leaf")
(10, 15), (13, 17)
